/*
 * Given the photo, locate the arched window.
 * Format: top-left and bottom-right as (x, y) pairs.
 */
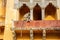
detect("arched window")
(19, 4), (30, 20)
(33, 3), (42, 20)
(45, 3), (57, 20)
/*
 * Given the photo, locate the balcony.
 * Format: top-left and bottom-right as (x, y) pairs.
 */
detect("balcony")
(14, 20), (60, 29)
(13, 20), (60, 40)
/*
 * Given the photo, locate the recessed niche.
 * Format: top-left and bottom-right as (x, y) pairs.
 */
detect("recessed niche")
(33, 3), (42, 20)
(19, 4), (30, 20)
(45, 3), (57, 20)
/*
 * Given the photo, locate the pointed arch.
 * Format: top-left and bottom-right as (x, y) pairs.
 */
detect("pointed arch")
(45, 3), (57, 20)
(33, 3), (42, 20)
(19, 4), (30, 20)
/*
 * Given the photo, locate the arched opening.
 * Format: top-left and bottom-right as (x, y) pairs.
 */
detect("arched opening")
(33, 3), (42, 20)
(45, 3), (57, 20)
(19, 4), (30, 20)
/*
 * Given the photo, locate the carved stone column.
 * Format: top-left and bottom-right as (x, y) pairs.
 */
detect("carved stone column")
(42, 8), (45, 20)
(42, 29), (46, 40)
(30, 9), (33, 20)
(30, 29), (34, 40)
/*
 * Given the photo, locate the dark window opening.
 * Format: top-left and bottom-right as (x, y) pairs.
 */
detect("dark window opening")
(45, 3), (57, 19)
(33, 3), (42, 20)
(19, 4), (30, 20)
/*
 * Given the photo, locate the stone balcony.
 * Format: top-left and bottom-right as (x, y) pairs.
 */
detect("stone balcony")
(13, 20), (60, 40)
(14, 20), (60, 30)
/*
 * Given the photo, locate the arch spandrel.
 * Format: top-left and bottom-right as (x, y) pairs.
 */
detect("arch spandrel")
(33, 0), (42, 3)
(19, 0), (30, 2)
(44, 0), (57, 8)
(19, 2), (30, 8)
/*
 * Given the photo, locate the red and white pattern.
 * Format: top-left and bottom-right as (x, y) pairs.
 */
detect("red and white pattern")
(14, 20), (60, 28)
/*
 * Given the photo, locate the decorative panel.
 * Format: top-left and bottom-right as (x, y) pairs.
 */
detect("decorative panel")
(14, 20), (60, 28)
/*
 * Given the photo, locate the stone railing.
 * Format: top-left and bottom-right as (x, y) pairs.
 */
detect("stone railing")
(14, 20), (60, 29)
(13, 20), (60, 40)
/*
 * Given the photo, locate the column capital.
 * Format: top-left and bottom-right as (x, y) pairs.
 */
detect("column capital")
(41, 7), (45, 9)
